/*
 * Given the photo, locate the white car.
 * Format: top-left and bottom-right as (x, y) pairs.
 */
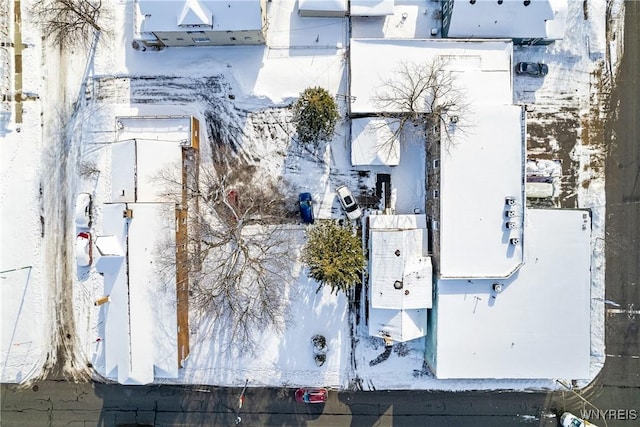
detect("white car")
(561, 412), (598, 427)
(75, 193), (92, 228)
(76, 232), (93, 267)
(336, 185), (362, 220)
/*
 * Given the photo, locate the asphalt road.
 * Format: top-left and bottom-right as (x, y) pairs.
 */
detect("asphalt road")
(601, 0), (640, 390)
(2, 4), (639, 427)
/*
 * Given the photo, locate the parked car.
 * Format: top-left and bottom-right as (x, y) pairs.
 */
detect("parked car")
(515, 62), (548, 76)
(298, 192), (314, 224)
(336, 185), (362, 220)
(295, 388), (328, 404)
(560, 412), (598, 427)
(75, 193), (92, 228)
(76, 232), (93, 267)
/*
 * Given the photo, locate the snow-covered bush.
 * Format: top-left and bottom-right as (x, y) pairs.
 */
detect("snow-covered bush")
(292, 87), (339, 144)
(302, 221), (365, 295)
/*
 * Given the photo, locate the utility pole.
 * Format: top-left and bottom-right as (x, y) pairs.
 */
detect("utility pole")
(234, 379), (249, 425)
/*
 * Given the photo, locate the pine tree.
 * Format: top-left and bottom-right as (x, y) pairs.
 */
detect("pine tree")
(292, 87), (339, 144)
(302, 221), (365, 295)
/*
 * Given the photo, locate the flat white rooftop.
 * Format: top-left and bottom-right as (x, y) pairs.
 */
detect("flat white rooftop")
(350, 38), (514, 114)
(445, 0), (568, 41)
(298, 0), (347, 14)
(351, 0), (394, 16)
(432, 209), (591, 379)
(113, 116), (189, 203)
(351, 117), (400, 166)
(439, 104), (525, 279)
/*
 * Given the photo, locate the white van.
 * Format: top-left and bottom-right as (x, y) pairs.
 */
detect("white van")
(526, 181), (555, 199)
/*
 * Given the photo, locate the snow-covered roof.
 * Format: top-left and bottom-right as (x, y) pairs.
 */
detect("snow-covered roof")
(445, 0), (568, 41)
(102, 203), (178, 385)
(298, 0), (348, 15)
(369, 214), (431, 309)
(350, 38), (514, 114)
(368, 214), (431, 342)
(110, 140), (181, 203)
(112, 116), (191, 203)
(439, 104), (524, 279)
(351, 0), (394, 16)
(116, 116), (193, 145)
(369, 308), (427, 343)
(137, 0), (264, 33)
(95, 235), (124, 257)
(432, 209), (592, 379)
(351, 117), (400, 166)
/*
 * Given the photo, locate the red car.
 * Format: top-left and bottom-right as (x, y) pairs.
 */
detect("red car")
(295, 388), (327, 404)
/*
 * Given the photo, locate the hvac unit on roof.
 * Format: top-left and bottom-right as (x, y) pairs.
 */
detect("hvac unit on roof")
(505, 196), (516, 205)
(505, 210), (517, 218)
(506, 221), (517, 229)
(509, 237), (520, 245)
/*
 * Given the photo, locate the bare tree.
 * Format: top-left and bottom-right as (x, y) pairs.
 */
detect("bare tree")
(373, 57), (471, 150)
(156, 148), (297, 354)
(31, 0), (102, 48)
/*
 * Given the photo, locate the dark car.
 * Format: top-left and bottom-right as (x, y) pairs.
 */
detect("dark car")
(298, 192), (314, 224)
(515, 62), (548, 77)
(295, 388), (327, 404)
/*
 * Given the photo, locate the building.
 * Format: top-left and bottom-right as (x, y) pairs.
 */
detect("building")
(441, 0), (568, 46)
(351, 117), (400, 167)
(426, 209), (591, 379)
(350, 38), (592, 380)
(298, 0), (347, 17)
(98, 116), (198, 384)
(368, 214), (432, 342)
(134, 0), (267, 48)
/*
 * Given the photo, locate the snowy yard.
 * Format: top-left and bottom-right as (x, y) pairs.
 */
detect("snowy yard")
(0, 0), (624, 390)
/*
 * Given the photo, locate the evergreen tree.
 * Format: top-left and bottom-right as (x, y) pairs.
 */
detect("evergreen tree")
(302, 221), (365, 295)
(292, 87), (339, 144)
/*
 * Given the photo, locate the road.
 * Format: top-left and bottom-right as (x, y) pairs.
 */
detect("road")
(600, 0), (640, 390)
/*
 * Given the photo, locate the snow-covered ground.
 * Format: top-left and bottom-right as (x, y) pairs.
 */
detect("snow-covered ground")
(0, 0), (625, 389)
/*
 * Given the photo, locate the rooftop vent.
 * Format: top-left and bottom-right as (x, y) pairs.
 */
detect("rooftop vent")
(394, 280), (403, 290)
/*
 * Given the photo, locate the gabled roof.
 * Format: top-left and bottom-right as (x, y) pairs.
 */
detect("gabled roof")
(177, 0), (213, 27)
(137, 0), (263, 33)
(102, 203), (178, 385)
(369, 308), (427, 343)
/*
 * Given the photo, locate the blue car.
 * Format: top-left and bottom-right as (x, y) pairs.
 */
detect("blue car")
(299, 192), (314, 224)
